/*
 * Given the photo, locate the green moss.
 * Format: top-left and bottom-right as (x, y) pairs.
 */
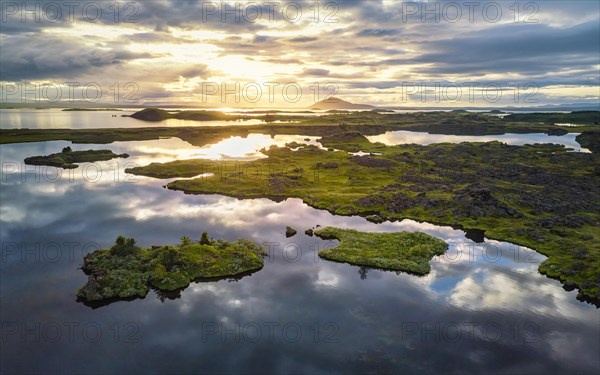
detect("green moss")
(126, 138), (600, 305)
(24, 149), (129, 169)
(315, 227), (448, 275)
(77, 236), (266, 305)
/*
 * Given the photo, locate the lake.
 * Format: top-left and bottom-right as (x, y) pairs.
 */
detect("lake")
(0, 111), (598, 374)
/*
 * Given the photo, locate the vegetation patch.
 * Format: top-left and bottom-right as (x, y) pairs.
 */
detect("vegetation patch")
(125, 137), (600, 305)
(77, 234), (266, 305)
(24, 147), (129, 169)
(315, 227), (448, 275)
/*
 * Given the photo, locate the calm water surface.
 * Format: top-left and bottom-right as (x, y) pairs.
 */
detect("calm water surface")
(0, 112), (598, 374)
(0, 109), (589, 152)
(368, 130), (589, 152)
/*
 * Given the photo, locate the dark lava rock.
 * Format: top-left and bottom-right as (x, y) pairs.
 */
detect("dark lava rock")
(386, 193), (416, 213)
(385, 192), (444, 214)
(453, 184), (522, 219)
(366, 215), (385, 223)
(536, 215), (596, 229)
(357, 195), (386, 207)
(305, 229), (314, 236)
(286, 226), (297, 238)
(464, 228), (485, 243)
(314, 162), (339, 169)
(576, 131), (600, 153)
(545, 128), (569, 136)
(269, 176), (301, 194)
(350, 155), (395, 168)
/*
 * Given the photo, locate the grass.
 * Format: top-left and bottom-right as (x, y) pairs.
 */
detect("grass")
(315, 227), (449, 275)
(77, 235), (266, 305)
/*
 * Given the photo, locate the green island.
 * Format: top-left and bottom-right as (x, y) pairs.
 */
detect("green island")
(125, 134), (600, 305)
(77, 234), (266, 305)
(315, 227), (449, 275)
(24, 147), (129, 169)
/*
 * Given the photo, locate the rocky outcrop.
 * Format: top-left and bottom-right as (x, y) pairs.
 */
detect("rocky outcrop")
(452, 185), (521, 219)
(351, 155), (395, 168)
(285, 226), (297, 238)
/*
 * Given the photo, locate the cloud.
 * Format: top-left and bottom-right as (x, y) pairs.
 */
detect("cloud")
(356, 28), (399, 37)
(0, 0), (598, 106)
(288, 37), (319, 43)
(302, 68), (330, 77)
(0, 34), (158, 81)
(411, 21), (600, 76)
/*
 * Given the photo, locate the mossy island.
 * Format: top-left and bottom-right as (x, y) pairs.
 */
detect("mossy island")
(315, 227), (449, 275)
(24, 147), (129, 169)
(129, 107), (242, 122)
(77, 234), (266, 306)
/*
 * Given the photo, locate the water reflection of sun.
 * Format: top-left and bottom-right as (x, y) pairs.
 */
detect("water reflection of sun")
(131, 134), (321, 164)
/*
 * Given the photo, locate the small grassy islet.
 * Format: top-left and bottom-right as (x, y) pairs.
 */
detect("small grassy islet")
(315, 227), (449, 275)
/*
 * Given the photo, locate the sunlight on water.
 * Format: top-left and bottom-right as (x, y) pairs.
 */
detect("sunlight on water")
(127, 135), (322, 162)
(368, 130), (590, 152)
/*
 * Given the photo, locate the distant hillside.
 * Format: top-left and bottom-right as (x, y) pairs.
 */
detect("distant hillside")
(130, 108), (235, 121)
(310, 97), (375, 110)
(504, 111), (600, 125)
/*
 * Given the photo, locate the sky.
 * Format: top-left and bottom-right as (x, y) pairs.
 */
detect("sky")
(0, 0), (599, 108)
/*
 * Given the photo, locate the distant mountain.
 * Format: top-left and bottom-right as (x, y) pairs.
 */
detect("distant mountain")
(309, 97), (375, 110)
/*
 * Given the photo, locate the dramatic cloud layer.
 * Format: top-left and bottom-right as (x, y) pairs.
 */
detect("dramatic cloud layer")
(0, 0), (598, 107)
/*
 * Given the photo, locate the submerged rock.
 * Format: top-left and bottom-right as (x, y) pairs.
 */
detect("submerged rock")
(286, 226), (297, 238)
(366, 215), (384, 223)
